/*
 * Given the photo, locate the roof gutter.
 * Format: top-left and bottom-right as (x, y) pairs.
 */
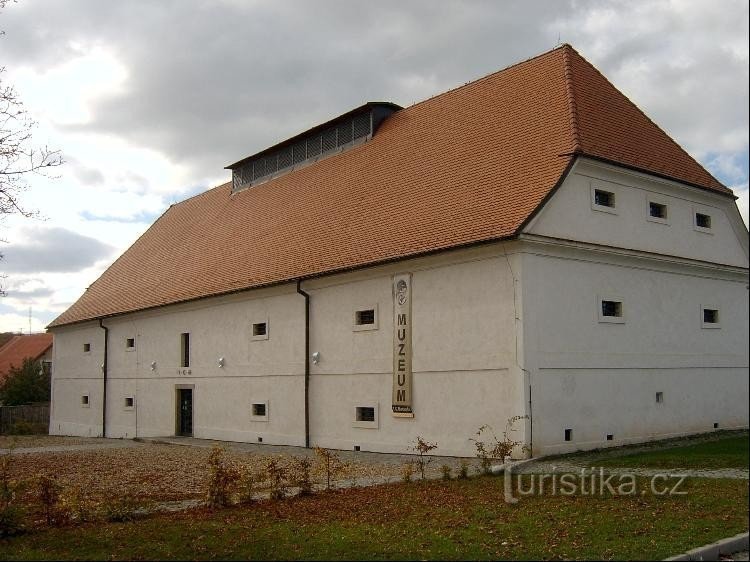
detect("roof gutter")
(98, 318), (109, 438)
(296, 280), (310, 448)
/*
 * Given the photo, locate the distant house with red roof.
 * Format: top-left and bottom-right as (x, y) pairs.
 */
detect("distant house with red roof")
(46, 45), (748, 454)
(0, 333), (53, 384)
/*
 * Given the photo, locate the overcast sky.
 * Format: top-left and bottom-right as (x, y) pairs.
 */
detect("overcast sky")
(0, 0), (747, 333)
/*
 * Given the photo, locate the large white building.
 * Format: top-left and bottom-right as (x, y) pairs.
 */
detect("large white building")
(48, 45), (748, 457)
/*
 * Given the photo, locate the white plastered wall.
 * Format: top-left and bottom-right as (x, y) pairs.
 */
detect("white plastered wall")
(49, 244), (527, 456)
(522, 159), (749, 455)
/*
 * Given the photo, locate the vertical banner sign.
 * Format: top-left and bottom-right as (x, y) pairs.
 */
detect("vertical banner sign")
(392, 273), (414, 417)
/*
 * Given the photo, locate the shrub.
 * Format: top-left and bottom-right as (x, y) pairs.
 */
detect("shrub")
(440, 464), (452, 480)
(313, 447), (345, 491)
(0, 450), (26, 537)
(470, 415), (529, 474)
(457, 460), (470, 480)
(62, 486), (97, 523)
(400, 461), (414, 483)
(236, 465), (257, 505)
(265, 459), (289, 500)
(101, 497), (142, 522)
(206, 445), (240, 508)
(412, 436), (438, 480)
(290, 457), (313, 496)
(36, 473), (66, 526)
(6, 421), (47, 436)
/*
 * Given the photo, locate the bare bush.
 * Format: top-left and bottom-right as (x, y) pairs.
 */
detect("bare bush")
(206, 445), (240, 508)
(412, 436), (438, 481)
(470, 415), (529, 474)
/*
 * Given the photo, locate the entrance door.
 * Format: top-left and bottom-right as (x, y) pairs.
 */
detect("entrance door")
(177, 389), (193, 437)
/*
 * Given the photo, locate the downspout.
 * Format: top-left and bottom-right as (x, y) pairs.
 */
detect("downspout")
(98, 318), (109, 438)
(296, 280), (310, 448)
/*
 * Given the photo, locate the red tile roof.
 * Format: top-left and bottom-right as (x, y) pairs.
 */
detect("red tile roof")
(0, 334), (53, 379)
(49, 45), (730, 328)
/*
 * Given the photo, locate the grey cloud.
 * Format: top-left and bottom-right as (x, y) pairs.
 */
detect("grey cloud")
(1, 227), (115, 273)
(2, 0), (564, 176)
(67, 157), (105, 185)
(4, 286), (54, 299)
(2, 0), (747, 187)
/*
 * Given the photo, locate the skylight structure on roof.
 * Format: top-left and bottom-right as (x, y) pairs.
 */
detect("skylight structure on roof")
(227, 102), (401, 193)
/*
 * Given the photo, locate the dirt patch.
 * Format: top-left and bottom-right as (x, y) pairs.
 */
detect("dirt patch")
(3, 442), (454, 506)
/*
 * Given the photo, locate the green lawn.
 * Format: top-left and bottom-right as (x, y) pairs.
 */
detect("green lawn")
(598, 435), (749, 470)
(0, 476), (747, 561)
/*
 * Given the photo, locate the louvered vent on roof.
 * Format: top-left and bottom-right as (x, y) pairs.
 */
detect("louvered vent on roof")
(227, 102), (401, 193)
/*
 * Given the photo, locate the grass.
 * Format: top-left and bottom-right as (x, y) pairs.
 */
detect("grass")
(0, 475), (747, 560)
(598, 435), (749, 470)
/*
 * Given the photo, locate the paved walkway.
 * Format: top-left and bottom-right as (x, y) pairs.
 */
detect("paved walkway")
(515, 459), (749, 479)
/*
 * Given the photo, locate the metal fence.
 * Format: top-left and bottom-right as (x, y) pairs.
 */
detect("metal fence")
(0, 403), (49, 434)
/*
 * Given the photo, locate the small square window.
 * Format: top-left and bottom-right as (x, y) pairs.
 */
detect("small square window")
(601, 300), (622, 317)
(598, 296), (625, 324)
(353, 305), (378, 331)
(564, 428), (573, 442)
(126, 338), (135, 350)
(355, 309), (375, 325)
(594, 189), (615, 208)
(695, 213), (712, 229)
(353, 404), (378, 428)
(251, 320), (269, 341)
(81, 395), (90, 407)
(83, 343), (91, 353)
(356, 406), (375, 422)
(124, 396), (134, 409)
(251, 401), (269, 421)
(649, 202), (667, 219)
(656, 392), (664, 403)
(606, 434), (614, 441)
(701, 306), (721, 329)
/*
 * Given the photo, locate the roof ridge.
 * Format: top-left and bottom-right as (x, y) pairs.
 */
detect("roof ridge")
(403, 43), (570, 113)
(561, 45), (583, 154)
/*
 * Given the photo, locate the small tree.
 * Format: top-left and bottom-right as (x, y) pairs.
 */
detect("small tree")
(0, 358), (50, 406)
(313, 447), (345, 491)
(412, 436), (438, 480)
(470, 415), (529, 474)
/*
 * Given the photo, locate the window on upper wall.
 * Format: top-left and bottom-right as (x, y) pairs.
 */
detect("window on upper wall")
(353, 305), (378, 331)
(81, 394), (90, 407)
(694, 211), (713, 233)
(250, 401), (269, 421)
(126, 337), (135, 350)
(701, 306), (720, 329)
(594, 189), (614, 206)
(251, 320), (269, 341)
(591, 184), (618, 214)
(83, 343), (91, 353)
(598, 297), (625, 324)
(180, 333), (190, 367)
(353, 404), (379, 428)
(124, 396), (135, 409)
(648, 201), (669, 223)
